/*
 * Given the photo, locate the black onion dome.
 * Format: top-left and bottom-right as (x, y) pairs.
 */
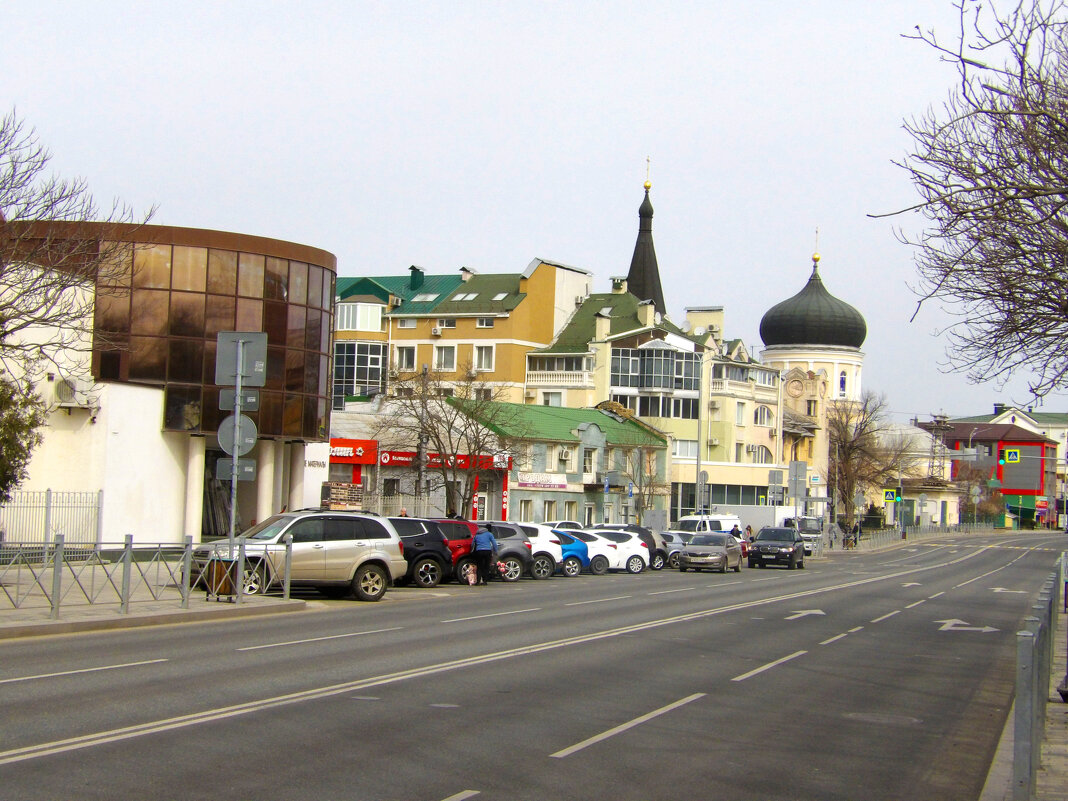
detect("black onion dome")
(759, 256), (866, 348)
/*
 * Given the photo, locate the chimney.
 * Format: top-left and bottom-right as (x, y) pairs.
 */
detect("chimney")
(993, 403), (1005, 415)
(611, 277), (628, 294)
(637, 300), (655, 327)
(594, 312), (611, 341)
(409, 265), (424, 290)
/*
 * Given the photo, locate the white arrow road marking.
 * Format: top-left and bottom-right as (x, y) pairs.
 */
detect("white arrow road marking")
(991, 587), (1027, 594)
(935, 618), (999, 633)
(785, 609), (825, 620)
(901, 582), (921, 587)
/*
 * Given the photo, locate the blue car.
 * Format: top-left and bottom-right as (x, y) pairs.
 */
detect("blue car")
(553, 530), (589, 577)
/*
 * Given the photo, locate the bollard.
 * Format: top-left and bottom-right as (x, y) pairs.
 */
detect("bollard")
(283, 533), (293, 600)
(1014, 629), (1037, 801)
(181, 535), (192, 609)
(120, 535), (133, 614)
(49, 534), (65, 620)
(235, 538), (246, 605)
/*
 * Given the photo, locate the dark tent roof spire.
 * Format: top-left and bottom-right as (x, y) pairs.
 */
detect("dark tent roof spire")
(625, 180), (667, 316)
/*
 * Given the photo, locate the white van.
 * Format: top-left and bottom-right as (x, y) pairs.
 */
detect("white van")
(670, 515), (743, 535)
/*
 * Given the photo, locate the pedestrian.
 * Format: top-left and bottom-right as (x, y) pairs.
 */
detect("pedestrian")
(399, 507), (409, 517)
(730, 524), (741, 539)
(745, 524), (753, 541)
(471, 525), (497, 586)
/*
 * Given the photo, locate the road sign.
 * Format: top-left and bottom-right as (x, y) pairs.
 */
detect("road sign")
(220, 388), (260, 412)
(214, 332), (268, 387)
(884, 489), (897, 502)
(768, 469), (783, 486)
(218, 414), (257, 456)
(1004, 448), (1020, 463)
(217, 458), (257, 481)
(853, 492), (865, 508)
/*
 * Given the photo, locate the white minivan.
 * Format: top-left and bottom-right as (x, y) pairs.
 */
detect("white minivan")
(670, 514), (743, 535)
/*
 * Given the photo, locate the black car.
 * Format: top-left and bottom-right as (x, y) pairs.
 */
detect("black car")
(748, 526), (805, 570)
(389, 517), (454, 587)
(597, 523), (667, 570)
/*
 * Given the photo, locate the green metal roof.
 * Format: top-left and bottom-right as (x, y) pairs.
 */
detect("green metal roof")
(433, 273), (526, 314)
(533, 292), (696, 355)
(451, 399), (665, 446)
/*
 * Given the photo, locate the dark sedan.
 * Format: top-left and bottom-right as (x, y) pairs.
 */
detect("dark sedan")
(747, 526), (805, 570)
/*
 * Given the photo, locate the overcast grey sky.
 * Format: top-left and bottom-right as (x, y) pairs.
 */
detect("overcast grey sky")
(6, 1), (1062, 423)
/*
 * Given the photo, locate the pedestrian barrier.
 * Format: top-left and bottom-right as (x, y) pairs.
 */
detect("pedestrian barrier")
(0, 534), (293, 619)
(1012, 557), (1062, 801)
(0, 489), (101, 546)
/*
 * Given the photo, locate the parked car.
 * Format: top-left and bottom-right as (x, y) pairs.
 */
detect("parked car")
(677, 533), (742, 573)
(566, 530), (618, 575)
(553, 531), (590, 577)
(513, 522), (565, 579)
(389, 517), (454, 588)
(543, 520), (584, 530)
(748, 526), (806, 570)
(457, 521), (533, 582)
(597, 523), (668, 570)
(669, 514), (743, 535)
(583, 528), (648, 573)
(191, 510), (407, 601)
(433, 518), (476, 566)
(660, 531), (691, 568)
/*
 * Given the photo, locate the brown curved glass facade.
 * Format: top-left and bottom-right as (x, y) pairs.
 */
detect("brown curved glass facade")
(89, 224), (336, 441)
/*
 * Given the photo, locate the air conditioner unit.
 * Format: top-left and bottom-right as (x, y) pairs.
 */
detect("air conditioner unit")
(466, 369), (478, 379)
(431, 327), (442, 336)
(709, 400), (719, 410)
(558, 448), (572, 461)
(524, 388), (536, 399)
(745, 444), (756, 454)
(575, 295), (585, 307)
(54, 375), (93, 408)
(710, 437), (720, 446)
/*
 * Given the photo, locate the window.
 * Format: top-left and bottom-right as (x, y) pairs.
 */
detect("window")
(493, 292), (508, 301)
(454, 292), (478, 301)
(396, 346), (416, 371)
(335, 302), (383, 332)
(583, 448), (596, 473)
(735, 443), (744, 462)
(559, 447), (573, 472)
(565, 501), (578, 520)
(839, 371), (847, 397)
(434, 345), (456, 370)
(383, 479), (400, 496)
(807, 400), (818, 417)
(333, 341), (386, 409)
(754, 445), (773, 464)
(437, 318), (456, 329)
(411, 293), (439, 302)
(736, 402), (746, 425)
(543, 500), (557, 520)
(519, 499), (533, 522)
(475, 345), (494, 371)
(754, 405), (773, 426)
(476, 317), (494, 328)
(544, 444), (556, 469)
(543, 391), (562, 407)
(436, 387), (454, 398)
(584, 504), (595, 526)
(672, 439), (698, 459)
(476, 388), (492, 401)
(395, 318), (416, 329)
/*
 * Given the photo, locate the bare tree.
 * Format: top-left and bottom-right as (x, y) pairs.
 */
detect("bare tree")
(372, 366), (524, 516)
(827, 393), (923, 528)
(0, 109), (149, 398)
(954, 462), (1007, 522)
(879, 0), (1068, 397)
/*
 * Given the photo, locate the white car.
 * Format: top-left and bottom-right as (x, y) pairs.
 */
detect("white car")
(514, 522), (566, 579)
(543, 520), (584, 531)
(564, 530), (619, 575)
(581, 528), (648, 574)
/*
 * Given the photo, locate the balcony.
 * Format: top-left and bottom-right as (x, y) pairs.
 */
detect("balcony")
(526, 370), (592, 387)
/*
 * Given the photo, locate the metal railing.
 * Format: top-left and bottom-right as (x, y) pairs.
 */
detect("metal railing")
(1012, 558), (1061, 801)
(0, 489), (102, 546)
(0, 535), (293, 619)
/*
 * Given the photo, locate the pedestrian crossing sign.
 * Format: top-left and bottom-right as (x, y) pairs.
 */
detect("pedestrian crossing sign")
(1004, 448), (1020, 463)
(884, 489), (897, 502)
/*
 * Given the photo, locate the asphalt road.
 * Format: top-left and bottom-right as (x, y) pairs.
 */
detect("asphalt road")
(0, 531), (1062, 800)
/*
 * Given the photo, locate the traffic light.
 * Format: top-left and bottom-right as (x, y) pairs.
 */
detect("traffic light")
(997, 448), (1006, 465)
(895, 485), (902, 502)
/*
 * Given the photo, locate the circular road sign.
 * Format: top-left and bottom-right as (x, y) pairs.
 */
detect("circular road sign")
(218, 413), (257, 456)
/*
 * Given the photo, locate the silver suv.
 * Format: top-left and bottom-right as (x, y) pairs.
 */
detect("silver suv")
(192, 510), (407, 601)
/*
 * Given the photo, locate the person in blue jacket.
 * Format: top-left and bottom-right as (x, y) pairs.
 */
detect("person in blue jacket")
(471, 525), (497, 585)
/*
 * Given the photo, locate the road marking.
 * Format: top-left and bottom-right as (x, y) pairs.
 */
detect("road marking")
(0, 546), (994, 766)
(901, 582), (921, 587)
(565, 596), (630, 607)
(749, 577), (777, 582)
(442, 792), (480, 800)
(0, 659), (168, 686)
(848, 626), (864, 633)
(648, 587), (696, 595)
(441, 608), (541, 623)
(820, 633), (848, 645)
(935, 618), (999, 633)
(871, 611), (900, 623)
(929, 591), (945, 599)
(732, 651), (807, 682)
(785, 609), (825, 620)
(237, 627), (403, 651)
(991, 587), (1027, 594)
(550, 693), (705, 758)
(905, 600), (926, 609)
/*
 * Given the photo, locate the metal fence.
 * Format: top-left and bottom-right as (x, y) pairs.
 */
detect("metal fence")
(0, 489), (102, 546)
(1012, 557), (1062, 801)
(0, 535), (293, 619)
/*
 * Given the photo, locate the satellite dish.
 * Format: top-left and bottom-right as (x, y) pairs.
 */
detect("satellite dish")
(681, 320), (692, 332)
(694, 326), (706, 337)
(654, 311), (662, 324)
